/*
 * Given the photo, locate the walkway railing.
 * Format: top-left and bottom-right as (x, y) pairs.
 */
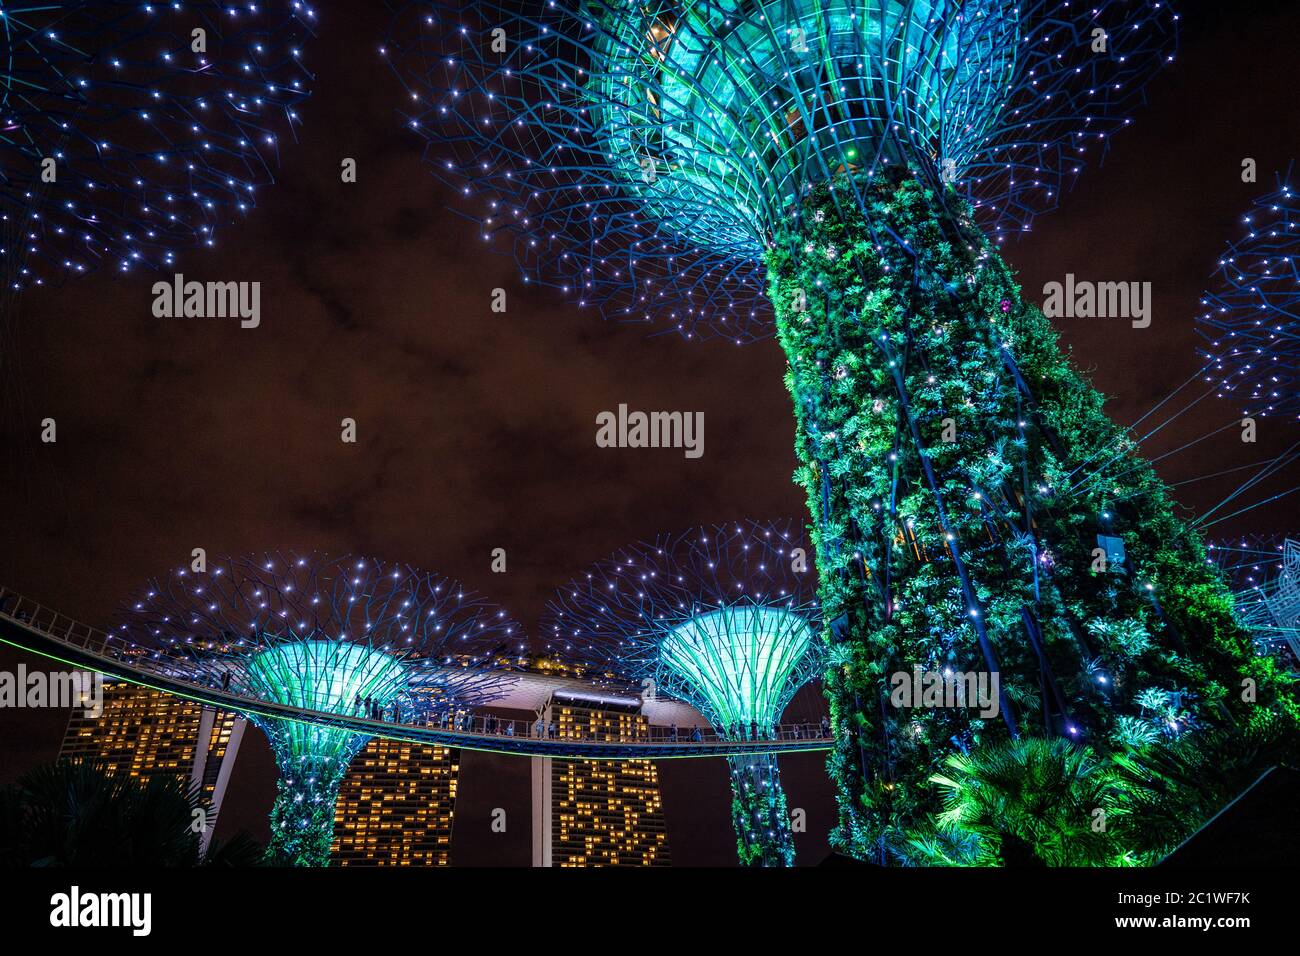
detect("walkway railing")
(305, 708), (831, 748)
(0, 585), (113, 655)
(0, 584), (832, 759)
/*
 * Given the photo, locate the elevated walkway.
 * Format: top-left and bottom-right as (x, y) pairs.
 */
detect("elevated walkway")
(0, 585), (831, 759)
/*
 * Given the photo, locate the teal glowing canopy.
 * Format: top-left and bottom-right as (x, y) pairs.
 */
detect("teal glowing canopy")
(244, 640), (408, 763)
(545, 521), (824, 732)
(390, 0), (1177, 336)
(593, 0), (1019, 259)
(113, 552), (518, 734)
(661, 603), (816, 730)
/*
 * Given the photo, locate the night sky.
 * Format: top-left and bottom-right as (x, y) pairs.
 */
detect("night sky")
(0, 0), (1296, 866)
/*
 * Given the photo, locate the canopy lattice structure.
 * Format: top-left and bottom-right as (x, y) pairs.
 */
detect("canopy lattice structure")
(112, 552), (516, 865)
(546, 519), (823, 865)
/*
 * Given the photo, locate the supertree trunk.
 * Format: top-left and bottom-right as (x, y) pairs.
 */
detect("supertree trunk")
(766, 172), (1292, 862)
(727, 754), (795, 867)
(267, 756), (349, 867)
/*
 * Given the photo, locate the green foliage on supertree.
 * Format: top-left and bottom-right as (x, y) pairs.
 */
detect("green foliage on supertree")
(729, 755), (796, 866)
(265, 756), (348, 867)
(766, 171), (1299, 862)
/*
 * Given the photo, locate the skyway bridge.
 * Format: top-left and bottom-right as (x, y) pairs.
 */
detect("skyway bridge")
(0, 585), (832, 760)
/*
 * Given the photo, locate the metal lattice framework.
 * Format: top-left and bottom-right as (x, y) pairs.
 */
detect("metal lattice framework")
(545, 519), (823, 866)
(386, 0), (1176, 341)
(109, 552), (517, 865)
(1208, 535), (1300, 657)
(545, 519), (824, 729)
(1, 0), (316, 291)
(1197, 170), (1300, 420)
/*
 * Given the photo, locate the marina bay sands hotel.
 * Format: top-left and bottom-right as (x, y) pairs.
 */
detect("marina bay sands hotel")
(59, 659), (704, 866)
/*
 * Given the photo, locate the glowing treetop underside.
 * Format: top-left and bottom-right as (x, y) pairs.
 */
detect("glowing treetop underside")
(661, 604), (816, 729)
(389, 0), (1176, 337)
(544, 521), (824, 733)
(110, 553), (517, 737)
(244, 640), (408, 762)
(595, 0), (1017, 259)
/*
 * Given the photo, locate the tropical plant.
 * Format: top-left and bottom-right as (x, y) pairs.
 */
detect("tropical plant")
(1110, 715), (1160, 749)
(920, 738), (1124, 866)
(909, 715), (1297, 866)
(1108, 718), (1297, 861)
(1085, 618), (1153, 658)
(0, 760), (264, 867)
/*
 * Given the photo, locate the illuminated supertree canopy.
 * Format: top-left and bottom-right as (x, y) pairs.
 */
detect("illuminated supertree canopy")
(386, 0), (1176, 339)
(545, 520), (823, 866)
(661, 604), (818, 732)
(393, 0), (1299, 864)
(111, 552), (518, 866)
(0, 0), (316, 291)
(1197, 170), (1300, 420)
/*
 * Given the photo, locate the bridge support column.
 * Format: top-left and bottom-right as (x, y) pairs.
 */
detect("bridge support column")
(202, 716), (246, 856)
(531, 755), (553, 867)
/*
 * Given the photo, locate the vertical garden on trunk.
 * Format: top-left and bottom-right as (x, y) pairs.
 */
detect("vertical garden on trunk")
(768, 172), (1295, 859)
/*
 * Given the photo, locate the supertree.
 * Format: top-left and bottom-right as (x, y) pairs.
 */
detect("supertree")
(109, 553), (518, 866)
(388, 0), (1298, 862)
(0, 0), (316, 291)
(544, 520), (823, 866)
(1197, 169), (1299, 421)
